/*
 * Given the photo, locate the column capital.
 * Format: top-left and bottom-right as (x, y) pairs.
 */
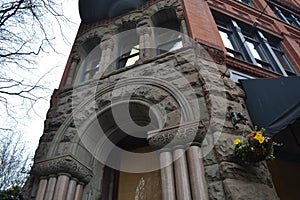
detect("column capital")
(148, 121), (206, 150)
(31, 154), (93, 185)
(137, 26), (152, 35)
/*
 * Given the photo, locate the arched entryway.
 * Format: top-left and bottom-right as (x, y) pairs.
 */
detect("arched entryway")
(86, 101), (163, 200)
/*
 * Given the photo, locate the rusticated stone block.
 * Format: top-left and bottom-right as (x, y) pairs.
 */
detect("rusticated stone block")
(208, 181), (225, 200)
(214, 133), (236, 162)
(219, 161), (274, 187)
(205, 164), (221, 182)
(223, 179), (279, 200)
(203, 149), (218, 166)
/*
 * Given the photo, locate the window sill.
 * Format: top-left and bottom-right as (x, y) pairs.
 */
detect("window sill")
(225, 55), (284, 78)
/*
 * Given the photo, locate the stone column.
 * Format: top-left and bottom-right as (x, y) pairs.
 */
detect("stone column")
(66, 177), (78, 200)
(137, 26), (153, 59)
(160, 150), (176, 200)
(99, 37), (114, 74)
(53, 173), (71, 200)
(65, 57), (79, 87)
(74, 182), (84, 200)
(187, 145), (209, 200)
(35, 177), (48, 200)
(173, 146), (192, 200)
(44, 175), (57, 200)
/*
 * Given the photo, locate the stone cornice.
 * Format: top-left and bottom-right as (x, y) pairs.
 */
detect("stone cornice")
(31, 154), (93, 184)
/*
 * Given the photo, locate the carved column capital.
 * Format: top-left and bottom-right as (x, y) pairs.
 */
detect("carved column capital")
(31, 155), (93, 185)
(137, 26), (152, 35)
(148, 121), (206, 150)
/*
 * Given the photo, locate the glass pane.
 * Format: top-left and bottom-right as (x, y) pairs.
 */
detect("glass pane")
(82, 46), (101, 81)
(158, 38), (182, 54)
(246, 41), (262, 60)
(273, 49), (295, 74)
(124, 45), (140, 67)
(219, 30), (234, 49)
(239, 0), (252, 5)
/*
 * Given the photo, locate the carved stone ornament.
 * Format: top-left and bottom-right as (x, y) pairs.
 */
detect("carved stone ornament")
(31, 154), (93, 184)
(148, 120), (206, 149)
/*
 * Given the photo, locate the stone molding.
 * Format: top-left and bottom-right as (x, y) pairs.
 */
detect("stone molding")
(148, 120), (207, 149)
(31, 154), (93, 184)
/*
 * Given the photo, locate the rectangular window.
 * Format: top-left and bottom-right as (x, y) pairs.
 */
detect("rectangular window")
(213, 11), (297, 76)
(269, 43), (297, 76)
(217, 26), (244, 59)
(269, 4), (300, 29)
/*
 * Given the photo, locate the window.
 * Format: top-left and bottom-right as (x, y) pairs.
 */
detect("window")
(80, 37), (101, 82)
(269, 41), (297, 76)
(155, 20), (182, 54)
(117, 29), (140, 69)
(152, 9), (183, 55)
(81, 46), (100, 81)
(237, 0), (253, 6)
(269, 4), (300, 29)
(217, 26), (244, 59)
(229, 69), (253, 83)
(213, 12), (297, 76)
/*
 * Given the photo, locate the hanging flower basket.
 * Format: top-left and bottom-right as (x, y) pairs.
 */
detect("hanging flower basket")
(233, 127), (281, 164)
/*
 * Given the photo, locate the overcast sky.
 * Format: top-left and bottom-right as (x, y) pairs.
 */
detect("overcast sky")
(23, 0), (81, 152)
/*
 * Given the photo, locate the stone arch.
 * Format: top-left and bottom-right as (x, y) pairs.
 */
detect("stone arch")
(47, 75), (201, 160)
(76, 100), (163, 199)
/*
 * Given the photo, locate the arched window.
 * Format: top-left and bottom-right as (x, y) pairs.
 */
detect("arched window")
(152, 9), (183, 55)
(80, 37), (101, 82)
(117, 23), (140, 69)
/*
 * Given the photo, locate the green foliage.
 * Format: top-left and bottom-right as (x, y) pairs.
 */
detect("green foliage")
(0, 185), (22, 200)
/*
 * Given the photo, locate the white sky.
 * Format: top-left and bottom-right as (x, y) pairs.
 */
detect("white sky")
(22, 0), (81, 152)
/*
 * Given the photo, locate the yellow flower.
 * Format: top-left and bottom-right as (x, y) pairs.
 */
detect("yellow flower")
(254, 133), (265, 143)
(9, 187), (14, 191)
(234, 139), (241, 145)
(258, 137), (264, 144)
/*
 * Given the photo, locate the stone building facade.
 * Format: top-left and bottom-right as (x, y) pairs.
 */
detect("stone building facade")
(23, 0), (300, 199)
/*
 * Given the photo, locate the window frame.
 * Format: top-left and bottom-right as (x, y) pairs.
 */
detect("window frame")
(80, 44), (101, 82)
(152, 10), (183, 55)
(116, 31), (140, 69)
(214, 12), (297, 76)
(270, 4), (300, 29)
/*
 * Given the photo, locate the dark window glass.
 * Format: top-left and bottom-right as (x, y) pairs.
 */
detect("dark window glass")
(81, 45), (101, 82)
(238, 0), (253, 6)
(117, 32), (140, 69)
(155, 20), (182, 55)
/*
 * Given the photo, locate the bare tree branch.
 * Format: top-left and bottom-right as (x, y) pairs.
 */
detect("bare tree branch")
(0, 1), (73, 188)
